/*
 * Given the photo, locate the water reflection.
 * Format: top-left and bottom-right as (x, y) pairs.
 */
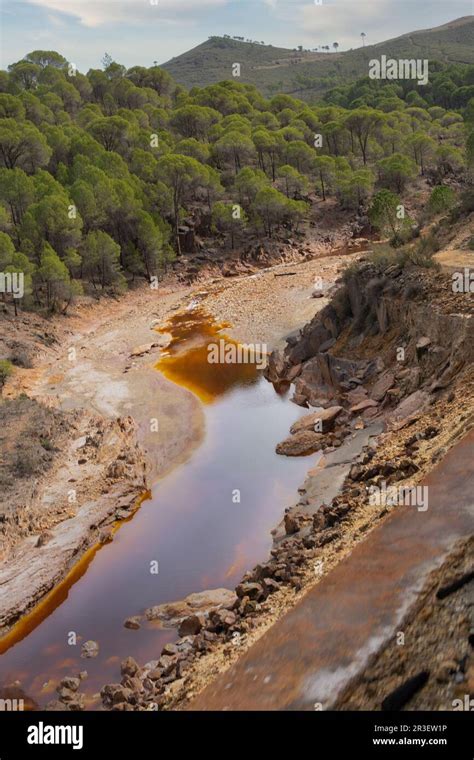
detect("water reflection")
(0, 309), (316, 708)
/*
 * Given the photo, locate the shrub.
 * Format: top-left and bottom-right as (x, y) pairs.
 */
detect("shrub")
(9, 348), (33, 368)
(428, 185), (456, 214)
(0, 359), (13, 391)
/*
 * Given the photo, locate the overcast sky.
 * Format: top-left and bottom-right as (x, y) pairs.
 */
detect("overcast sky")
(1, 0), (472, 72)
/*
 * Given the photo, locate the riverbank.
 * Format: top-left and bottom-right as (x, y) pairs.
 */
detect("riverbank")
(0, 248), (356, 649)
(95, 251), (474, 712)
(1, 231), (472, 712)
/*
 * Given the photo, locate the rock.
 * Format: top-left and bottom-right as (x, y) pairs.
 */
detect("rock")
(276, 430), (323, 456)
(58, 677), (80, 693)
(123, 616), (141, 630)
(370, 371), (395, 402)
(235, 582), (265, 601)
(178, 614), (204, 636)
(264, 349), (286, 383)
(416, 336), (431, 356)
(208, 608), (237, 630)
(349, 464), (364, 481)
(36, 531), (53, 547)
(239, 597), (258, 615)
(386, 390), (430, 430)
(286, 363), (302, 382)
(161, 643), (179, 656)
(68, 695), (86, 711)
(347, 387), (369, 405)
(284, 512), (302, 535)
(221, 262), (240, 277)
(319, 338), (336, 353)
(120, 657), (141, 677)
(101, 684), (133, 706)
(81, 640), (99, 659)
(45, 700), (68, 711)
(121, 674), (143, 692)
(262, 578), (280, 594)
(290, 406), (343, 435)
(350, 399), (379, 413)
(56, 687), (76, 702)
(158, 655), (177, 677)
(130, 343), (154, 357)
(292, 392), (309, 408)
(112, 687), (134, 705)
(145, 588), (237, 630)
(98, 528), (113, 544)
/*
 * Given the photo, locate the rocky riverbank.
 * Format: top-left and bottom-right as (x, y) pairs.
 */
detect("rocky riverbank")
(2, 219), (472, 712)
(89, 251), (473, 713)
(0, 236), (359, 668)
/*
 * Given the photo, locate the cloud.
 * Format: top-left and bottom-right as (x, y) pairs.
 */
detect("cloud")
(25, 0), (229, 28)
(271, 0), (471, 49)
(299, 0), (394, 45)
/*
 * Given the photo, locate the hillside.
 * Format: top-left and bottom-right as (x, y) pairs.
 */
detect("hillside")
(162, 15), (474, 99)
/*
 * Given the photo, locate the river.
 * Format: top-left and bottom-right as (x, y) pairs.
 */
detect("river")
(0, 308), (316, 708)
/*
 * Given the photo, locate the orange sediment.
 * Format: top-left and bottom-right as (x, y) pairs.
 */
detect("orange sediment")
(156, 309), (259, 404)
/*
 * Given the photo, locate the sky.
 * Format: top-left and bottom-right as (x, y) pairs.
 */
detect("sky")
(1, 0), (472, 72)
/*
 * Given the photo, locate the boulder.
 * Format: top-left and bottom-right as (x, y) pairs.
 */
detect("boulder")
(264, 349), (286, 383)
(386, 390), (430, 430)
(145, 588), (237, 630)
(178, 614), (204, 636)
(350, 399), (379, 413)
(208, 608), (237, 630)
(120, 657), (141, 678)
(58, 677), (80, 693)
(123, 616), (141, 630)
(235, 582), (265, 601)
(56, 687), (76, 702)
(276, 430), (323, 456)
(284, 512), (303, 535)
(290, 406), (343, 435)
(81, 640), (99, 659)
(370, 371), (395, 402)
(416, 336), (431, 357)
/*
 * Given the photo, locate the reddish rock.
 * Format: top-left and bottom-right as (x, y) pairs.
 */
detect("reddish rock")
(370, 371), (395, 402)
(178, 614), (204, 636)
(350, 399), (379, 413)
(276, 430), (323, 456)
(290, 406), (343, 435)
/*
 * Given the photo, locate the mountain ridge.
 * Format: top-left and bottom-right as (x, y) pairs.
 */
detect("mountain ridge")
(161, 15), (474, 99)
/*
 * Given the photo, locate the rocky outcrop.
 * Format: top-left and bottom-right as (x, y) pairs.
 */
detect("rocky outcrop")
(276, 430), (323, 456)
(265, 262), (474, 421)
(143, 588), (238, 633)
(0, 414), (148, 633)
